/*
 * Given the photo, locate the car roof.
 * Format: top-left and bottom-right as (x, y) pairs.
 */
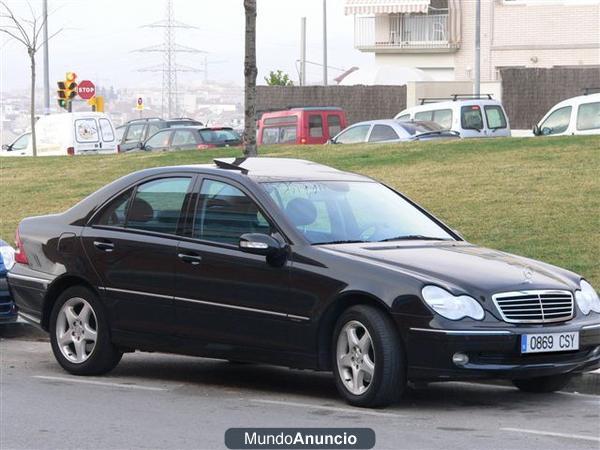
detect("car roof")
(399, 98), (503, 115)
(133, 158), (371, 183)
(551, 92), (600, 109)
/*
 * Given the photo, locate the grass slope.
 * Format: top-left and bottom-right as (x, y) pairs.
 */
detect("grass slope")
(1, 136), (598, 285)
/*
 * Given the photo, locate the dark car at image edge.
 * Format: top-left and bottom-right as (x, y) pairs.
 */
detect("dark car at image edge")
(0, 240), (18, 323)
(8, 157), (600, 407)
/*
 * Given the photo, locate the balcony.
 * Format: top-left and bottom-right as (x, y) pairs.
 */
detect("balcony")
(354, 13), (460, 53)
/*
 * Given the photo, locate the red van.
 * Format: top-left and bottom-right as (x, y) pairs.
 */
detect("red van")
(257, 107), (348, 145)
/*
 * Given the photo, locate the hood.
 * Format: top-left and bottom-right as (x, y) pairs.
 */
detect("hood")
(323, 241), (580, 296)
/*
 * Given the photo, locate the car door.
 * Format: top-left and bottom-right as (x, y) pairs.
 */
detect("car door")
(171, 129), (198, 151)
(81, 175), (194, 337)
(73, 118), (102, 154)
(120, 123), (146, 151)
(332, 124), (371, 144)
(460, 104), (486, 138)
(367, 124), (401, 143)
(575, 101), (600, 136)
(143, 130), (172, 151)
(173, 176), (298, 352)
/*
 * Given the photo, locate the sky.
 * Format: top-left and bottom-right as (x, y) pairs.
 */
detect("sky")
(0, 0), (373, 92)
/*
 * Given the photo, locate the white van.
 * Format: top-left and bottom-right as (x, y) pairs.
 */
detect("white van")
(395, 95), (511, 138)
(1, 112), (118, 157)
(533, 92), (600, 137)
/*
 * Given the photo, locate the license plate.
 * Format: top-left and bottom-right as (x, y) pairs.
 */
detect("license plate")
(521, 332), (579, 354)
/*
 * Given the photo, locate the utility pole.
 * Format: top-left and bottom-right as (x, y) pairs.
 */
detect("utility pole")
(322, 0), (328, 85)
(42, 0), (50, 114)
(474, 0), (481, 96)
(300, 17), (306, 86)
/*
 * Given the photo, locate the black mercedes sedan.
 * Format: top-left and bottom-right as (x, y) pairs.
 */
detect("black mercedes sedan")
(8, 158), (600, 408)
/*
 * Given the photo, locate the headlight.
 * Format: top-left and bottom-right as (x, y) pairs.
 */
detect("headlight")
(575, 280), (600, 315)
(0, 245), (15, 271)
(421, 285), (485, 320)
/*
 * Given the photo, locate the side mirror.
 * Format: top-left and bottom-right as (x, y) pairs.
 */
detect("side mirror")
(239, 233), (287, 265)
(1, 144), (10, 151)
(532, 125), (541, 136)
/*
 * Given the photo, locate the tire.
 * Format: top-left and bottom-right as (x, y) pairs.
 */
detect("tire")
(512, 374), (573, 393)
(49, 286), (122, 375)
(332, 305), (405, 408)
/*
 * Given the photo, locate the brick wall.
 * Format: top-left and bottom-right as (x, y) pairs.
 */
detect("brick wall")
(501, 67), (600, 129)
(256, 85), (407, 125)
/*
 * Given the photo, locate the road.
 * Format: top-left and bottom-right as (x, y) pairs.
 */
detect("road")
(1, 339), (599, 450)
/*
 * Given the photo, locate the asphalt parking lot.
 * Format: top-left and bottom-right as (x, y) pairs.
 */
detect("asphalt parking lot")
(1, 333), (599, 450)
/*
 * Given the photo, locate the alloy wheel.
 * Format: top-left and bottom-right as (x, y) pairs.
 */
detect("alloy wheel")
(55, 297), (98, 363)
(336, 320), (375, 395)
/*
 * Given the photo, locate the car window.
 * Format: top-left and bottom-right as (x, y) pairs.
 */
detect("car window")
(540, 106), (572, 135)
(115, 126), (125, 142)
(146, 123), (164, 139)
(461, 106), (484, 130)
(126, 177), (192, 235)
(11, 133), (30, 150)
(262, 126), (296, 144)
(368, 125), (400, 142)
(415, 111), (433, 121)
(99, 119), (115, 141)
(172, 130), (197, 147)
(145, 130), (171, 150)
(199, 129), (240, 143)
(96, 189), (133, 227)
(334, 125), (370, 144)
(327, 115), (342, 137)
(396, 114), (411, 121)
(309, 114), (323, 138)
(484, 105), (507, 130)
(398, 121), (444, 135)
(262, 127), (280, 144)
(74, 119), (100, 143)
(577, 102), (600, 131)
(432, 109), (453, 129)
(193, 179), (271, 245)
(124, 123), (146, 143)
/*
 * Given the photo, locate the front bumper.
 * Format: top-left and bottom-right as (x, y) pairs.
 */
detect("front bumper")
(0, 278), (18, 324)
(399, 318), (600, 381)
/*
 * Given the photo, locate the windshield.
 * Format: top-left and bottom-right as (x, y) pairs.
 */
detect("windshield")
(199, 129), (240, 143)
(397, 121), (445, 135)
(262, 181), (454, 244)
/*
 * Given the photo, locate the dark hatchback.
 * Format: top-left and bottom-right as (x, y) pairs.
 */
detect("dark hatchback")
(0, 240), (18, 323)
(8, 158), (600, 407)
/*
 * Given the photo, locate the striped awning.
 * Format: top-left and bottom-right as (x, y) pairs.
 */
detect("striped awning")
(344, 0), (430, 15)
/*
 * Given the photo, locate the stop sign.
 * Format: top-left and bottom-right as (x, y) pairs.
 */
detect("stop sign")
(77, 80), (96, 100)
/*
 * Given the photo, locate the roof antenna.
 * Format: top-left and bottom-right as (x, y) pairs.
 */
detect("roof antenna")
(213, 158), (249, 174)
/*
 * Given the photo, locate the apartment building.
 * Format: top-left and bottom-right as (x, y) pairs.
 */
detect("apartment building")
(346, 0), (600, 82)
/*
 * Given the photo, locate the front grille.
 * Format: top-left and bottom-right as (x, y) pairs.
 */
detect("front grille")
(492, 290), (574, 324)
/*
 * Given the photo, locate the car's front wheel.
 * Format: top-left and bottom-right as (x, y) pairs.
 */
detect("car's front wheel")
(512, 374), (573, 393)
(49, 286), (122, 375)
(332, 305), (405, 407)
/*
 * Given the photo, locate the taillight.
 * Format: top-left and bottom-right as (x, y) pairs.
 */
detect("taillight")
(197, 144), (216, 150)
(67, 147), (75, 156)
(14, 229), (28, 265)
(300, 138), (307, 144)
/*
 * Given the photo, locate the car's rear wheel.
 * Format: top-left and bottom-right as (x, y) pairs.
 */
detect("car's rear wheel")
(512, 374), (573, 393)
(332, 305), (405, 407)
(50, 286), (122, 375)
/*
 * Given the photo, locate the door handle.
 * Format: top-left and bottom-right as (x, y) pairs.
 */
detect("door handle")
(178, 253), (202, 265)
(93, 241), (115, 252)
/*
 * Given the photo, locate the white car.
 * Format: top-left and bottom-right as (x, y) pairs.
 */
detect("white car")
(395, 95), (511, 139)
(1, 112), (118, 157)
(534, 92), (600, 137)
(330, 120), (459, 145)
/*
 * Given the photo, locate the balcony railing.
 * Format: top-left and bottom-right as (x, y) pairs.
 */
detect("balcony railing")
(354, 13), (459, 52)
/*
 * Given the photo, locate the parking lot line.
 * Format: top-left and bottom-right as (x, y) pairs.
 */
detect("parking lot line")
(501, 427), (600, 443)
(250, 398), (405, 418)
(33, 375), (168, 392)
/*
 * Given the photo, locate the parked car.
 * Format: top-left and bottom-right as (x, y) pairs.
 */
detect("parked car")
(9, 158), (600, 408)
(257, 107), (347, 145)
(119, 117), (203, 152)
(0, 240), (17, 324)
(140, 126), (241, 151)
(395, 95), (511, 138)
(329, 120), (459, 144)
(1, 132), (32, 157)
(1, 112), (118, 157)
(533, 91), (600, 137)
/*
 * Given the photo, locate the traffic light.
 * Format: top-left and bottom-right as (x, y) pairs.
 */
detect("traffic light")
(57, 72), (78, 111)
(87, 96), (104, 112)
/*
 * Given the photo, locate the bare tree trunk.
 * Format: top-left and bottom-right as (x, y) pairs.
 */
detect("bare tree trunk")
(29, 51), (37, 157)
(243, 0), (257, 157)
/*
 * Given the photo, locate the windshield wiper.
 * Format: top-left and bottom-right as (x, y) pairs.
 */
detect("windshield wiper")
(378, 235), (450, 242)
(316, 239), (367, 245)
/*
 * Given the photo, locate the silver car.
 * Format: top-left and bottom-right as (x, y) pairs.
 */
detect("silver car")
(329, 120), (459, 145)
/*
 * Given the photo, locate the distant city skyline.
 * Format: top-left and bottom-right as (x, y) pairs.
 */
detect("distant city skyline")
(0, 0), (372, 93)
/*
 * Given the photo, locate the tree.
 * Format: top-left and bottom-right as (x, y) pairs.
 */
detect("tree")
(243, 0), (257, 157)
(0, 1), (60, 157)
(264, 70), (293, 86)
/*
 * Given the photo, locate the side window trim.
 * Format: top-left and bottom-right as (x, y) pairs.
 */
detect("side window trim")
(189, 175), (287, 249)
